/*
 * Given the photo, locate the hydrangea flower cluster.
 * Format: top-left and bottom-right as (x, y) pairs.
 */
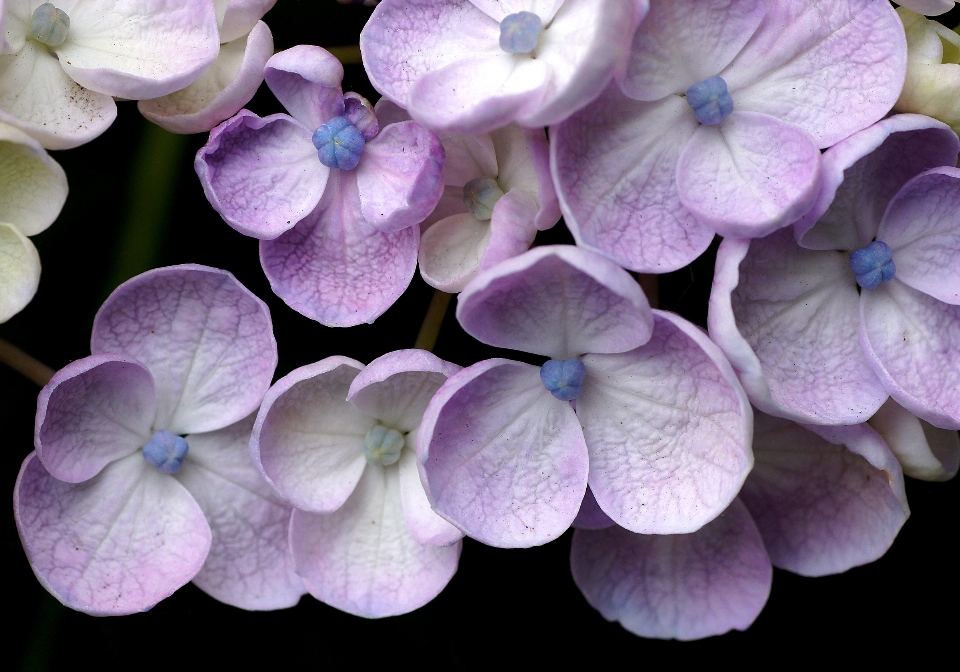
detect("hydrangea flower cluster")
(6, 0), (960, 645)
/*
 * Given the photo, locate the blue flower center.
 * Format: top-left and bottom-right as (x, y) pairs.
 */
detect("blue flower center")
(540, 359), (587, 402)
(462, 177), (504, 220)
(30, 3), (70, 48)
(686, 76), (734, 125)
(364, 424), (404, 466)
(500, 11), (542, 54)
(849, 240), (895, 290)
(142, 430), (189, 475)
(312, 116), (366, 171)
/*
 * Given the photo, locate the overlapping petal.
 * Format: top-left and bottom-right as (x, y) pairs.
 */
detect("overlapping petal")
(263, 45), (344, 130)
(219, 0), (277, 43)
(398, 438), (463, 546)
(0, 122), (68, 236)
(0, 220), (40, 322)
(897, 0), (956, 16)
(869, 398), (960, 481)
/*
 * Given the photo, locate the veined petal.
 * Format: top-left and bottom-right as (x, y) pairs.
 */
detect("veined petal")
(91, 265), (277, 435)
(0, 122), (67, 236)
(263, 45), (344, 130)
(398, 432), (463, 546)
(869, 398), (960, 481)
(15, 452), (211, 616)
(0, 220), (40, 322)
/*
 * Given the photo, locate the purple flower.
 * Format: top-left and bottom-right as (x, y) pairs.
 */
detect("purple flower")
(250, 350), (463, 618)
(551, 0), (908, 273)
(709, 114), (960, 437)
(14, 265), (304, 614)
(196, 46), (445, 326)
(571, 412), (908, 640)
(360, 0), (648, 133)
(417, 245), (753, 548)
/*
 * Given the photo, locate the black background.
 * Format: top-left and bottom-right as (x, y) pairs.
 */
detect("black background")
(2, 1), (959, 667)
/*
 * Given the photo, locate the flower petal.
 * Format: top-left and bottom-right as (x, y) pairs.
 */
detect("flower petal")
(290, 465), (461, 618)
(869, 397), (959, 481)
(0, 220), (40, 323)
(491, 124), (558, 231)
(91, 265), (277, 435)
(398, 431), (463, 546)
(417, 359), (589, 548)
(457, 245), (653, 359)
(418, 213), (490, 292)
(0, 122), (67, 236)
(480, 188), (539, 270)
(263, 45), (344, 130)
(570, 498), (771, 641)
(579, 311), (753, 534)
(897, 0), (956, 15)
(15, 452), (211, 616)
(251, 357), (371, 513)
(572, 486), (615, 531)
(219, 0), (277, 43)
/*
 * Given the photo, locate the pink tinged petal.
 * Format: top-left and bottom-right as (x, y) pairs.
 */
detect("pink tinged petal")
(346, 349), (460, 433)
(897, 0), (956, 15)
(860, 279), (960, 430)
(0, 122), (68, 236)
(551, 88), (712, 273)
(709, 231), (888, 425)
(91, 265), (277, 435)
(794, 114), (959, 251)
(572, 486), (615, 531)
(251, 357), (371, 513)
(356, 121), (445, 233)
(176, 416), (304, 611)
(418, 213), (490, 292)
(436, 130), (498, 188)
(570, 499), (771, 641)
(0, 221), (40, 323)
(480, 188), (539, 270)
(879, 167), (960, 305)
(728, 0), (906, 148)
(621, 0), (769, 100)
(741, 413), (908, 576)
(138, 21), (274, 135)
(398, 432), (463, 546)
(219, 0), (277, 43)
(868, 398), (960, 481)
(195, 111), (327, 239)
(290, 465), (461, 618)
(457, 245), (653, 359)
(417, 359), (589, 548)
(0, 41), (116, 150)
(263, 45), (344, 130)
(35, 355), (156, 484)
(15, 452), (212, 616)
(579, 311), (753, 535)
(676, 112), (821, 238)
(56, 0), (220, 100)
(259, 171), (420, 327)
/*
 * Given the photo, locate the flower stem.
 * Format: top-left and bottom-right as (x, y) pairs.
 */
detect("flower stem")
(326, 45), (363, 64)
(414, 290), (451, 353)
(0, 338), (53, 386)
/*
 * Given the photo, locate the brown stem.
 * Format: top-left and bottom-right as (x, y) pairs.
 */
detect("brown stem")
(0, 338), (54, 386)
(637, 273), (659, 310)
(414, 290), (452, 352)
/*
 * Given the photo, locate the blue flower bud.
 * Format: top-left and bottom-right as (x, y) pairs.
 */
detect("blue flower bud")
(312, 116), (366, 171)
(30, 3), (70, 48)
(462, 177), (504, 220)
(364, 424), (405, 466)
(849, 240), (895, 290)
(142, 430), (189, 475)
(540, 359), (587, 402)
(500, 11), (542, 54)
(686, 76), (734, 126)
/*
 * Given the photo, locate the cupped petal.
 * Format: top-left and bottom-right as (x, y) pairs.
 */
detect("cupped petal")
(879, 167), (960, 305)
(196, 110), (326, 239)
(895, 0), (955, 17)
(676, 112), (821, 238)
(570, 498), (771, 641)
(290, 465), (461, 618)
(138, 21), (274, 135)
(0, 41), (116, 150)
(868, 398), (960, 481)
(551, 87), (712, 273)
(417, 359), (589, 548)
(794, 114), (959, 251)
(418, 213), (490, 292)
(579, 311), (753, 535)
(35, 354), (156, 484)
(356, 120), (445, 233)
(709, 231), (888, 424)
(15, 452), (212, 616)
(259, 171), (420, 327)
(457, 245), (653, 360)
(727, 0), (906, 148)
(492, 124), (558, 231)
(91, 265), (277, 435)
(742, 413), (908, 576)
(177, 416), (304, 610)
(621, 0), (769, 100)
(0, 220), (40, 323)
(398, 432), (463, 546)
(0, 122), (67, 236)
(57, 0), (220, 100)
(219, 0), (277, 43)
(480, 188), (539, 270)
(347, 349), (460, 433)
(263, 45), (344, 130)
(251, 357), (371, 513)
(861, 279), (960, 430)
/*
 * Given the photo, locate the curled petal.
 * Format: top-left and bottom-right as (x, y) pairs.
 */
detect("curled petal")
(492, 124), (558, 231)
(418, 213), (490, 292)
(0, 122), (68, 236)
(869, 398), (960, 482)
(220, 0), (278, 43)
(264, 45), (345, 130)
(0, 221), (40, 323)
(894, 0), (956, 17)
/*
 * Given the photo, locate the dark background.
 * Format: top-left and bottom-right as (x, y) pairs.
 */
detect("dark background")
(2, 1), (959, 667)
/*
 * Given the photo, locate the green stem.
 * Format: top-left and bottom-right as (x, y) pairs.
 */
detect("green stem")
(414, 290), (452, 352)
(0, 337), (54, 386)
